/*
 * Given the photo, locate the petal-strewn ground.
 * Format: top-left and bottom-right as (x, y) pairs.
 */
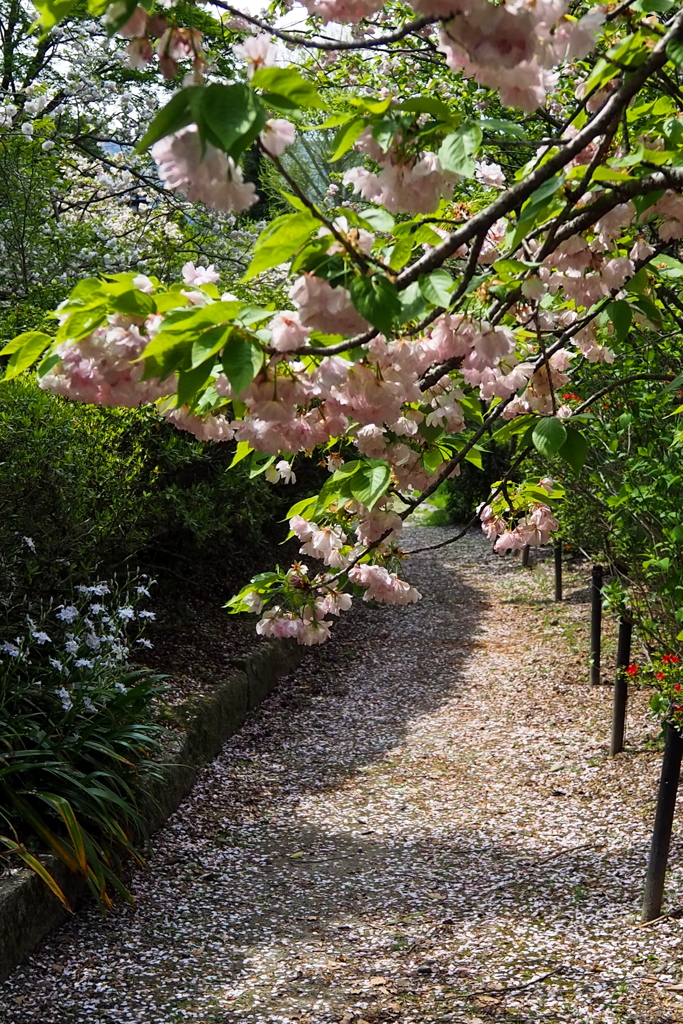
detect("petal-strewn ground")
(3, 528), (682, 1024)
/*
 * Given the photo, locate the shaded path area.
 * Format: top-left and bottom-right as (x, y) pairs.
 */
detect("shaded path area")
(3, 529), (683, 1024)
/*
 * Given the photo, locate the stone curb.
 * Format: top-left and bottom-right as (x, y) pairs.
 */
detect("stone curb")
(0, 638), (303, 982)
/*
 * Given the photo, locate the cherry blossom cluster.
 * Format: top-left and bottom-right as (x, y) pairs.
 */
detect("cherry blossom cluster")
(480, 479), (560, 553)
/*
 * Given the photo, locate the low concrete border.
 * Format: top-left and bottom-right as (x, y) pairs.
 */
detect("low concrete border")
(0, 638), (302, 981)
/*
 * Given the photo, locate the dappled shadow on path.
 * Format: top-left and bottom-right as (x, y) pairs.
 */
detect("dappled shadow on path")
(1, 530), (673, 1024)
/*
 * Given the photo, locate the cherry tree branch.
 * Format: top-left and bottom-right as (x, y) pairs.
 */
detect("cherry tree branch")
(211, 2), (438, 51)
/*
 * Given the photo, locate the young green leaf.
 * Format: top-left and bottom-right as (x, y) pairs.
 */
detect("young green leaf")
(438, 123), (482, 177)
(244, 211), (318, 280)
(0, 331), (53, 382)
(349, 461), (391, 510)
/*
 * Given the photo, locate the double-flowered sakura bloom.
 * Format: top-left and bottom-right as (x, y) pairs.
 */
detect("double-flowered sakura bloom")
(163, 407), (235, 442)
(256, 605), (334, 645)
(433, 0), (602, 111)
(300, 0), (383, 22)
(344, 148), (456, 216)
(268, 311), (310, 352)
(233, 34), (277, 76)
(40, 315), (176, 408)
(492, 503), (559, 553)
(290, 515), (348, 566)
(349, 564), (421, 605)
(152, 126), (258, 213)
(265, 460), (297, 484)
(288, 275), (368, 337)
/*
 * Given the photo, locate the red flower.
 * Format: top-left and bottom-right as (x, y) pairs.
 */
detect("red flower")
(664, 654), (681, 664)
(657, 672), (665, 680)
(676, 684), (681, 693)
(626, 664), (639, 676)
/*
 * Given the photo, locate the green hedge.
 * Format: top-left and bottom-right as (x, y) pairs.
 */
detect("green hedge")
(0, 378), (288, 617)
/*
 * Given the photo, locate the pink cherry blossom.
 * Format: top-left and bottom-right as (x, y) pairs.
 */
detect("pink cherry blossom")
(233, 34), (277, 76)
(260, 119), (296, 156)
(269, 311), (310, 352)
(182, 262), (220, 286)
(152, 126), (258, 213)
(288, 275), (368, 337)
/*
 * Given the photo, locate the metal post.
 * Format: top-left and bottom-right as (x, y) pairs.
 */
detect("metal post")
(610, 614), (633, 756)
(521, 544), (530, 568)
(642, 722), (683, 921)
(590, 564), (603, 685)
(554, 541), (562, 602)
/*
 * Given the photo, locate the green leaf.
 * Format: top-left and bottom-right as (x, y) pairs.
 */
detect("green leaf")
(136, 88), (200, 153)
(0, 837), (70, 910)
(492, 414), (537, 445)
(387, 237), (413, 271)
(509, 175), (565, 251)
(191, 325), (232, 368)
(0, 331), (52, 381)
(252, 67), (324, 109)
(667, 36), (683, 70)
(360, 208), (395, 232)
(559, 425), (588, 474)
(438, 123), (482, 177)
(285, 494), (317, 520)
(33, 0), (78, 28)
(110, 289), (156, 317)
(479, 118), (526, 139)
(330, 118), (366, 162)
(398, 97), (455, 122)
(176, 360), (214, 407)
(229, 441), (253, 469)
(348, 275), (401, 334)
(220, 335), (263, 398)
(419, 269), (454, 307)
(532, 417), (567, 458)
(199, 83), (266, 159)
(349, 461), (391, 510)
(606, 300), (632, 343)
(56, 307), (108, 344)
(244, 211), (317, 280)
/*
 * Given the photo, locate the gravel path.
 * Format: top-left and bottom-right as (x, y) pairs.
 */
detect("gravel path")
(3, 527), (683, 1024)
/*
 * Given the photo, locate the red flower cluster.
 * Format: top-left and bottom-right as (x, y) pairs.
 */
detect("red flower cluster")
(663, 654), (680, 664)
(561, 392), (581, 401)
(626, 664), (639, 676)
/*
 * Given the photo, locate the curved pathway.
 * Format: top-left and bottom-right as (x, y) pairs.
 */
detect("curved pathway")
(2, 529), (683, 1024)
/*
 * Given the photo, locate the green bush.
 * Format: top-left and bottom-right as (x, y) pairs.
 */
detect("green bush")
(0, 377), (288, 618)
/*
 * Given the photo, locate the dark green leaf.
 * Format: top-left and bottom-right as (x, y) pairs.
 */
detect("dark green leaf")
(348, 275), (401, 334)
(559, 425), (588, 473)
(419, 269), (454, 307)
(349, 461), (391, 510)
(532, 417), (567, 458)
(220, 335), (263, 398)
(606, 299), (632, 344)
(199, 83), (266, 159)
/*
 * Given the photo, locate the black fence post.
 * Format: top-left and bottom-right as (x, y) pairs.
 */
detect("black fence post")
(554, 540), (562, 602)
(610, 614), (633, 756)
(521, 544), (530, 568)
(642, 722), (683, 922)
(590, 564), (603, 686)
